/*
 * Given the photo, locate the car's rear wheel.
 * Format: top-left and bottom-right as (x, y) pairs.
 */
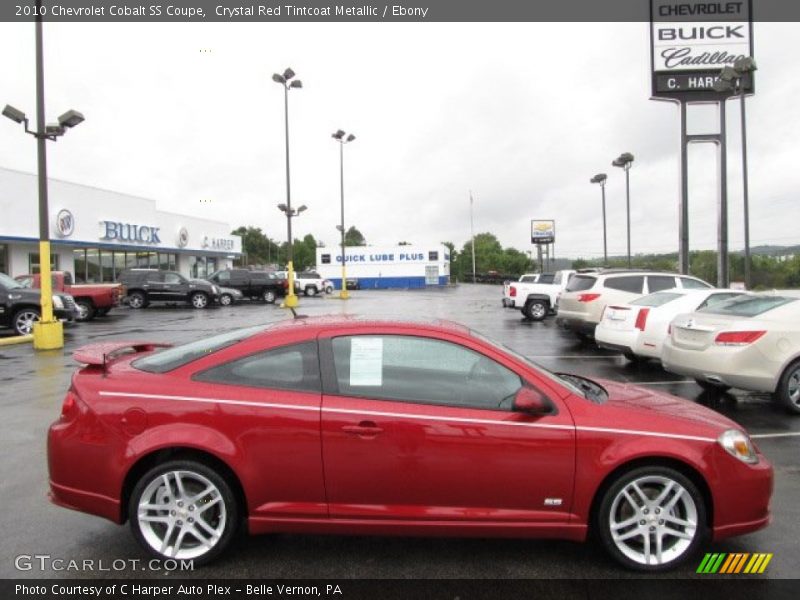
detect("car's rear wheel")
(305, 286), (317, 297)
(219, 293), (233, 306)
(75, 299), (96, 322)
(775, 360), (800, 415)
(129, 460), (238, 565)
(190, 292), (209, 309)
(694, 379), (731, 394)
(13, 308), (40, 335)
(325, 285), (333, 294)
(597, 466), (706, 571)
(263, 290), (276, 304)
(523, 300), (548, 321)
(128, 291), (147, 309)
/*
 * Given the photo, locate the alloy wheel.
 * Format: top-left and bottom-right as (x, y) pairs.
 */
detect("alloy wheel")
(191, 293), (208, 309)
(14, 310), (40, 335)
(136, 470), (227, 560)
(219, 294), (232, 306)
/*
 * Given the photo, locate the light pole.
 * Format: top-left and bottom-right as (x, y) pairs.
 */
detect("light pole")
(272, 67), (303, 308)
(2, 4), (84, 349)
(590, 173), (608, 264)
(612, 152), (634, 268)
(714, 57), (757, 289)
(332, 129), (356, 299)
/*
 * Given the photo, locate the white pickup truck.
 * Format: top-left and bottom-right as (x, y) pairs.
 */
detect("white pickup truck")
(508, 269), (576, 321)
(502, 273), (553, 307)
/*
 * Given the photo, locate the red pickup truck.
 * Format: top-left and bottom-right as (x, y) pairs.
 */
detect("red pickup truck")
(15, 271), (121, 322)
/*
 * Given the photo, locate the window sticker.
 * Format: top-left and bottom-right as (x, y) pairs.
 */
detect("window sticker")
(350, 337), (383, 386)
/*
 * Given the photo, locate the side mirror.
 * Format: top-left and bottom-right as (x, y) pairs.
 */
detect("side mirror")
(513, 387), (553, 415)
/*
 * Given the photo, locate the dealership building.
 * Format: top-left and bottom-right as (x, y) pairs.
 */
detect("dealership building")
(315, 244), (450, 289)
(0, 167), (242, 281)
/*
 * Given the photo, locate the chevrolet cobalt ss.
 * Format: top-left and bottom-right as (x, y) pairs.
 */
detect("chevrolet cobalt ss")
(48, 317), (772, 570)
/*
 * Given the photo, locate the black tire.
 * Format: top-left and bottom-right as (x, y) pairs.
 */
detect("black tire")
(129, 459), (239, 566)
(75, 299), (96, 322)
(523, 299), (548, 321)
(305, 286), (317, 297)
(325, 286), (333, 294)
(190, 292), (209, 309)
(694, 378), (731, 394)
(219, 293), (233, 306)
(12, 307), (40, 336)
(597, 466), (707, 572)
(128, 291), (147, 309)
(775, 359), (800, 415)
(96, 307), (111, 317)
(263, 289), (276, 304)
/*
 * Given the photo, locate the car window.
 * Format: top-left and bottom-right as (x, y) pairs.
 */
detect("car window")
(696, 292), (743, 310)
(133, 325), (266, 373)
(331, 335), (522, 410)
(698, 295), (796, 317)
(565, 275), (596, 292)
(538, 273), (555, 284)
(520, 275), (537, 283)
(15, 276), (34, 288)
(603, 276), (644, 294)
(144, 272), (165, 283)
(194, 342), (320, 392)
(647, 275), (678, 293)
(630, 291), (684, 307)
(164, 273), (183, 284)
(680, 277), (712, 289)
(216, 271), (231, 282)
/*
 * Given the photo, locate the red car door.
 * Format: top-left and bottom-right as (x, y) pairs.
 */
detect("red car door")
(319, 329), (576, 528)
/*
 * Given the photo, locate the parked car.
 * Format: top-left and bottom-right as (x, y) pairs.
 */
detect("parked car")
(0, 272), (77, 335)
(502, 273), (553, 307)
(206, 269), (285, 304)
(345, 278), (360, 291)
(49, 317), (772, 570)
(557, 270), (713, 339)
(217, 287), (244, 306)
(118, 269), (220, 309)
(293, 271), (334, 296)
(509, 269), (576, 320)
(595, 289), (746, 362)
(15, 271), (121, 322)
(662, 291), (800, 413)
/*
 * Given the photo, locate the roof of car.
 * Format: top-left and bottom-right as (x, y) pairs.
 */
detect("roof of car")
(261, 315), (471, 336)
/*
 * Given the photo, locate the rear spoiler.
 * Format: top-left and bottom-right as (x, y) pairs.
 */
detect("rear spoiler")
(73, 341), (172, 368)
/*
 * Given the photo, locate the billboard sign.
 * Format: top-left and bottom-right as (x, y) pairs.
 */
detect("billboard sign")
(650, 0), (754, 100)
(531, 220), (555, 244)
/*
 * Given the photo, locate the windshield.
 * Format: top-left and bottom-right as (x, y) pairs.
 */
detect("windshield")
(133, 325), (267, 373)
(698, 295), (796, 317)
(0, 273), (23, 290)
(630, 291), (684, 307)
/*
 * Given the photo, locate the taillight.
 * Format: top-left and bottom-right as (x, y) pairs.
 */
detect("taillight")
(635, 308), (650, 331)
(60, 390), (78, 421)
(578, 293), (601, 303)
(714, 330), (766, 346)
(510, 286), (517, 297)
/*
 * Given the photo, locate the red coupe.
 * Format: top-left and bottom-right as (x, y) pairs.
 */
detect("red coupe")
(48, 317), (772, 570)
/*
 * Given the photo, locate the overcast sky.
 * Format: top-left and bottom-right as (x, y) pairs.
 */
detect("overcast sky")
(0, 21), (797, 258)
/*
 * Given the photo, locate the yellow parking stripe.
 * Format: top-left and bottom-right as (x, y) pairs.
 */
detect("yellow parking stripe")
(757, 554), (773, 573)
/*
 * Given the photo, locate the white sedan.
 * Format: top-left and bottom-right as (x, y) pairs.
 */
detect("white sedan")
(595, 288), (745, 361)
(662, 291), (800, 413)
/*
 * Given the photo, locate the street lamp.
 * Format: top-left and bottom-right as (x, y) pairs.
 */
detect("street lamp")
(590, 173), (608, 264)
(332, 129), (356, 299)
(272, 67), (303, 308)
(713, 57), (757, 289)
(612, 152), (634, 268)
(2, 3), (84, 350)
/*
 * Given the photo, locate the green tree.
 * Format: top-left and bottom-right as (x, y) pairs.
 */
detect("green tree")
(344, 226), (366, 246)
(231, 226), (280, 266)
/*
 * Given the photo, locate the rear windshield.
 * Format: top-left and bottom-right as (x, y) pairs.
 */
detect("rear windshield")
(630, 291), (684, 307)
(565, 275), (596, 292)
(538, 273), (555, 284)
(520, 275), (537, 283)
(133, 325), (266, 373)
(698, 295), (796, 317)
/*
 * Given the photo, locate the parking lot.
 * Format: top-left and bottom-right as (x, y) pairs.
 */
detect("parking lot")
(1, 283), (798, 579)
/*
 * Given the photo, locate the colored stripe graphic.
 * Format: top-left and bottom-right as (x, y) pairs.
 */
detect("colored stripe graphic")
(698, 553), (772, 574)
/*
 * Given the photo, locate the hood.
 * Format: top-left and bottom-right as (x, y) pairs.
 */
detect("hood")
(597, 378), (742, 434)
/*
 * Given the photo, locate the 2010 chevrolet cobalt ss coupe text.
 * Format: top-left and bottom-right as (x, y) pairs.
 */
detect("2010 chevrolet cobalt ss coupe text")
(48, 317), (772, 570)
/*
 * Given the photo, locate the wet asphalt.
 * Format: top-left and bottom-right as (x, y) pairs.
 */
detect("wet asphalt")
(1, 283), (798, 579)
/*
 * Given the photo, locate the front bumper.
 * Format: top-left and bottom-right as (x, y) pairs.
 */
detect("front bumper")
(711, 448), (773, 541)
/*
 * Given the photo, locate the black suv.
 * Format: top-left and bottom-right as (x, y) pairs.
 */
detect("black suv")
(206, 269), (285, 304)
(0, 272), (78, 335)
(119, 269), (220, 309)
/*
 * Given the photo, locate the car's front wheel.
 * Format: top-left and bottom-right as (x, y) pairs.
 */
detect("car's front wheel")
(325, 285), (333, 294)
(13, 308), (40, 335)
(75, 299), (96, 322)
(190, 292), (209, 309)
(304, 286), (317, 297)
(128, 291), (147, 309)
(219, 293), (233, 306)
(129, 460), (238, 565)
(775, 360), (800, 415)
(597, 466), (706, 571)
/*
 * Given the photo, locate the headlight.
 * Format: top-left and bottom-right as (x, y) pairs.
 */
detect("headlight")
(718, 429), (758, 464)
(8, 293), (22, 300)
(52, 295), (64, 309)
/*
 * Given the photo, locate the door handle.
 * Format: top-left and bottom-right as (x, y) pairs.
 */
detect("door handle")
(342, 421), (384, 436)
